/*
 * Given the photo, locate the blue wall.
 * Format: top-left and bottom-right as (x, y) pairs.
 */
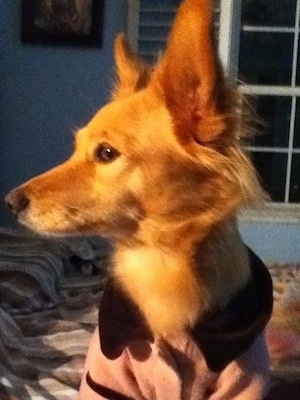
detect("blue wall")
(239, 221), (300, 264)
(0, 0), (128, 226)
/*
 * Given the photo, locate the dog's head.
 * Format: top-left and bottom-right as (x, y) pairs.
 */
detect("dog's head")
(5, 0), (262, 242)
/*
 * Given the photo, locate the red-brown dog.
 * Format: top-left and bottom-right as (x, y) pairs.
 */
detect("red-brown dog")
(6, 1), (272, 399)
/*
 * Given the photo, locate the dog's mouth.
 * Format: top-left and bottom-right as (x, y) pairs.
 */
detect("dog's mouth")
(17, 211), (107, 238)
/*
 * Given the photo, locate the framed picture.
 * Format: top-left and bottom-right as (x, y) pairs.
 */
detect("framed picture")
(21, 0), (105, 47)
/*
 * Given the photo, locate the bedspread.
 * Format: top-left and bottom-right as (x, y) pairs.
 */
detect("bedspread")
(265, 263), (300, 400)
(0, 229), (299, 400)
(0, 229), (106, 400)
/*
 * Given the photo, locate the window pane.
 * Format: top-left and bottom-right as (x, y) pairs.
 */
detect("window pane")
(139, 10), (175, 27)
(140, 0), (180, 10)
(290, 154), (300, 202)
(241, 0), (297, 27)
(239, 32), (294, 85)
(246, 95), (291, 147)
(138, 9), (176, 62)
(293, 98), (300, 148)
(250, 152), (287, 201)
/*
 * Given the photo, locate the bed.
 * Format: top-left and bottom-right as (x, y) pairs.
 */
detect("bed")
(0, 228), (299, 399)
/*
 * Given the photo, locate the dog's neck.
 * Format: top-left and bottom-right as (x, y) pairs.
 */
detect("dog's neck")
(112, 216), (250, 337)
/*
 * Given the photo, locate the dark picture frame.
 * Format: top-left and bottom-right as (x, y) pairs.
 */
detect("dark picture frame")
(21, 0), (105, 47)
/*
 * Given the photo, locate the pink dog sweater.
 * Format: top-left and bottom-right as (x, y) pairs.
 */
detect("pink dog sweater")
(79, 248), (273, 400)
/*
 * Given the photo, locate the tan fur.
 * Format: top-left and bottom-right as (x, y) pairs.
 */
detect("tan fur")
(6, 0), (264, 337)
(114, 246), (204, 336)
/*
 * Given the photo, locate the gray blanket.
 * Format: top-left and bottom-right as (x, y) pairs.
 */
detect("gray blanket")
(0, 229), (106, 400)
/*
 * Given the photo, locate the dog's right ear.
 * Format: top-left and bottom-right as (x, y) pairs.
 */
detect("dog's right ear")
(111, 34), (150, 100)
(149, 0), (232, 145)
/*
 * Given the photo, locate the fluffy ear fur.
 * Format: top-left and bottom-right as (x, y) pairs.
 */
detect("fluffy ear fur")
(151, 0), (233, 144)
(112, 34), (151, 100)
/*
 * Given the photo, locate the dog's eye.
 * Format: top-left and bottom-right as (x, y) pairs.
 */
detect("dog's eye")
(94, 143), (120, 163)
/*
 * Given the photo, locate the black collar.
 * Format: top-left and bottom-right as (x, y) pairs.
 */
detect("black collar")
(190, 248), (273, 371)
(98, 247), (273, 372)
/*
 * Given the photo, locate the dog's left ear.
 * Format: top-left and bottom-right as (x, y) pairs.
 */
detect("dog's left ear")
(150, 0), (232, 144)
(112, 34), (151, 100)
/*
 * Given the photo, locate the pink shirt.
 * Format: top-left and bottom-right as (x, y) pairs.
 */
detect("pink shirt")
(79, 248), (272, 400)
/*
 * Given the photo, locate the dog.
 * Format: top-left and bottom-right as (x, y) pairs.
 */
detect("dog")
(5, 0), (273, 399)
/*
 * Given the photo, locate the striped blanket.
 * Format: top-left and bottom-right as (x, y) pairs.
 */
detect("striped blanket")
(0, 229), (107, 400)
(0, 229), (299, 399)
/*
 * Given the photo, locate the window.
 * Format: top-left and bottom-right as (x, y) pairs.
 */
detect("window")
(138, 0), (179, 64)
(128, 0), (221, 64)
(129, 0), (300, 206)
(237, 0), (300, 204)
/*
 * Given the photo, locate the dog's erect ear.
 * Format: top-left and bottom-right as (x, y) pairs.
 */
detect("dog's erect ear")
(112, 34), (151, 100)
(151, 0), (232, 144)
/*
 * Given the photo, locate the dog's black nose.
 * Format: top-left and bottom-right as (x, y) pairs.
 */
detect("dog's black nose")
(5, 189), (29, 216)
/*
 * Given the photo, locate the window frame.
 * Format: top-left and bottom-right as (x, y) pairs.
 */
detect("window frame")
(127, 0), (140, 51)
